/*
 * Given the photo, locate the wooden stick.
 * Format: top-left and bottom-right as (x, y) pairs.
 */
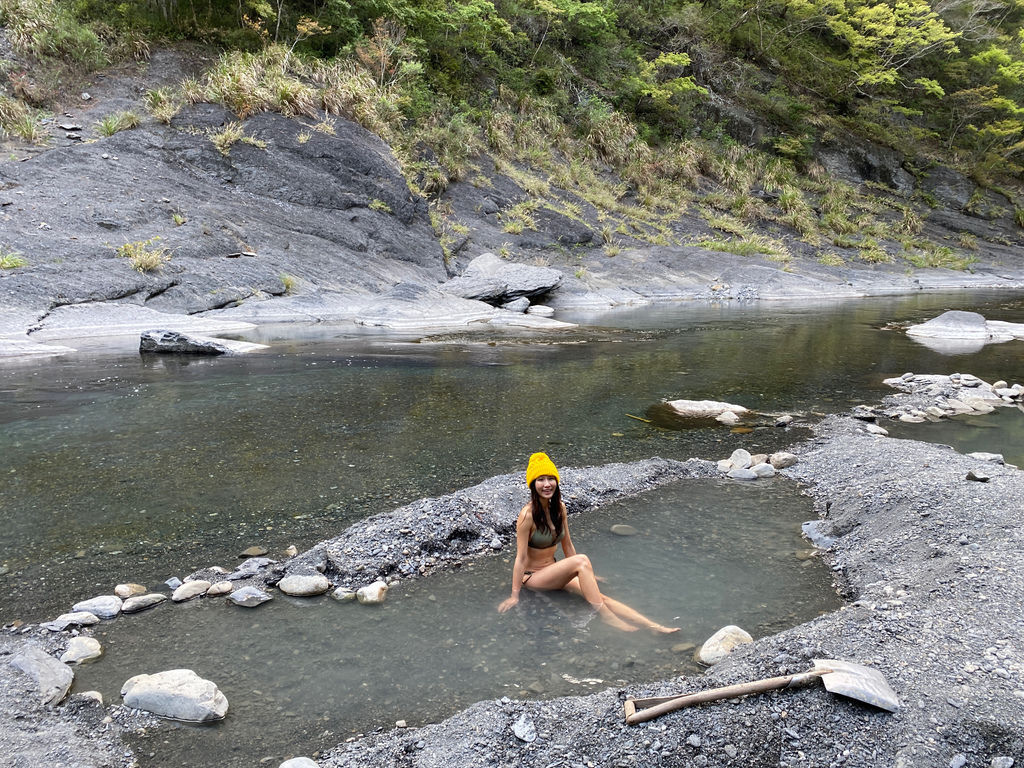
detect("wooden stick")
(624, 670), (824, 724)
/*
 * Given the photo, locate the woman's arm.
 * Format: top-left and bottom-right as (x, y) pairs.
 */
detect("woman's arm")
(559, 501), (577, 558)
(498, 506), (532, 612)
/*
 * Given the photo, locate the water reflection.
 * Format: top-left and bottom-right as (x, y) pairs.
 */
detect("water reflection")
(73, 479), (838, 768)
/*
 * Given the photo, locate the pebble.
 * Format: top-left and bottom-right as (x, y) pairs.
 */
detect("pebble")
(165, 577), (182, 590)
(966, 469), (991, 482)
(990, 758), (1014, 768)
(121, 593), (167, 613)
(172, 580), (211, 602)
(610, 524), (638, 536)
(686, 734), (701, 748)
(114, 583), (147, 599)
(513, 713), (537, 743)
(950, 755), (967, 768)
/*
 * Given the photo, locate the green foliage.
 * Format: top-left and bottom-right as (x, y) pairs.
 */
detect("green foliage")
(0, 248), (28, 269)
(0, 94), (46, 143)
(116, 237), (168, 272)
(96, 110), (140, 136)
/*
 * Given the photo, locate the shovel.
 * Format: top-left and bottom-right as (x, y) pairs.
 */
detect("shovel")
(623, 659), (899, 724)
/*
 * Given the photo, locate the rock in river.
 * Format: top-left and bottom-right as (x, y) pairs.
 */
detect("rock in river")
(666, 399), (750, 419)
(278, 572), (330, 596)
(356, 580), (389, 605)
(40, 611), (99, 631)
(139, 329), (267, 355)
(121, 669), (228, 722)
(172, 580), (211, 602)
(122, 593), (168, 613)
(72, 595), (122, 620)
(60, 637), (103, 665)
(114, 583), (147, 599)
(228, 586), (273, 607)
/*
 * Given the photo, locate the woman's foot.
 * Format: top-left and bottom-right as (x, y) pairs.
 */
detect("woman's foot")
(647, 624), (681, 634)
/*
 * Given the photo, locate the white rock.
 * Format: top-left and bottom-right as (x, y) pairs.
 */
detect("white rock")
(77, 690), (104, 705)
(906, 311), (1001, 340)
(284, 545), (299, 557)
(72, 596), (122, 620)
(331, 587), (357, 602)
(40, 612), (100, 631)
(749, 453), (768, 466)
(727, 468), (758, 481)
(716, 459), (733, 473)
(526, 305), (555, 317)
(696, 625), (753, 665)
(280, 759), (319, 768)
(770, 450), (798, 468)
(356, 580), (389, 605)
(728, 449), (752, 469)
(121, 669), (228, 722)
(122, 594), (167, 613)
(716, 411), (740, 425)
(992, 380), (1008, 390)
(140, 329), (268, 355)
(864, 423), (889, 436)
(114, 583), (147, 599)
(172, 580), (211, 602)
(228, 586), (273, 607)
(60, 637), (103, 665)
(278, 572), (330, 596)
(967, 452), (1004, 464)
(513, 713), (537, 742)
(751, 463), (776, 478)
(666, 399), (749, 419)
(206, 581), (234, 597)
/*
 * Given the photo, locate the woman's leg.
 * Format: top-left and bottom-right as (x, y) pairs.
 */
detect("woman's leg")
(564, 581), (680, 633)
(524, 555), (636, 631)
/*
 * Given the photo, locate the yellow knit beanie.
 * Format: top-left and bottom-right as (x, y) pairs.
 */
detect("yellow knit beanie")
(526, 452), (560, 487)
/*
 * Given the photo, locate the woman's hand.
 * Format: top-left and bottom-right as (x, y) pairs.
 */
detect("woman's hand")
(498, 594), (519, 613)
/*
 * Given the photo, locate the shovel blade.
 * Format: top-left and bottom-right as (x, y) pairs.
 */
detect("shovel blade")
(813, 658), (900, 712)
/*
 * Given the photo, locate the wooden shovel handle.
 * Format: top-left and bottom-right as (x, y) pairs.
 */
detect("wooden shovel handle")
(624, 670), (824, 724)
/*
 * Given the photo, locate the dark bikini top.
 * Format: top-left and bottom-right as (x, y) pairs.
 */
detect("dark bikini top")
(528, 526), (564, 549)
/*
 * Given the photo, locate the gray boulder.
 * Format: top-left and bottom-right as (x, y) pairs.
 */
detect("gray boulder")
(140, 329), (267, 355)
(666, 400), (749, 419)
(441, 253), (562, 304)
(696, 625), (753, 665)
(906, 311), (993, 340)
(122, 593), (168, 613)
(71, 595), (122, 620)
(501, 297), (530, 313)
(60, 637), (103, 665)
(10, 645), (74, 705)
(121, 669), (228, 722)
(40, 611), (100, 631)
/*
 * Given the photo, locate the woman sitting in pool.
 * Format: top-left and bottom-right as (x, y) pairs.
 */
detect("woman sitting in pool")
(497, 452), (679, 633)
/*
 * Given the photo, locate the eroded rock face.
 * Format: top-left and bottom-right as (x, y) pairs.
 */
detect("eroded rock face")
(120, 669), (228, 722)
(441, 253), (563, 304)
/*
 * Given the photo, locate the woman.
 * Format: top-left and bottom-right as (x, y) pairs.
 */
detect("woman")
(497, 452), (679, 633)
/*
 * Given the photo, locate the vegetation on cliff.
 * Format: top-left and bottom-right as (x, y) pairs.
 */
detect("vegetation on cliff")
(1, 0), (1022, 269)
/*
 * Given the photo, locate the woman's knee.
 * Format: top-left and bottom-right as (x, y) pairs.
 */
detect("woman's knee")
(570, 554), (592, 571)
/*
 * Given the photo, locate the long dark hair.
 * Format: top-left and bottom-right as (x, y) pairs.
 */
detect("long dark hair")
(529, 480), (563, 537)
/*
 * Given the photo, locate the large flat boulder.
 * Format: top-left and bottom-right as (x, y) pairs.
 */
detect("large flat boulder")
(10, 645), (74, 705)
(441, 253), (562, 304)
(120, 669), (228, 722)
(664, 399), (750, 419)
(140, 329), (267, 355)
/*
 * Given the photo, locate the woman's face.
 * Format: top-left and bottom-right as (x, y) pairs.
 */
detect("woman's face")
(534, 475), (558, 500)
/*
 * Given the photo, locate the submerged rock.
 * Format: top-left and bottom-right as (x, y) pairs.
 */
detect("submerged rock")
(696, 625), (753, 665)
(666, 399), (750, 419)
(228, 586), (273, 607)
(121, 669), (228, 722)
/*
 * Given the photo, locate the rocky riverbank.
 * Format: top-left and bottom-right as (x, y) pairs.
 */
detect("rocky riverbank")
(5, 48), (1024, 358)
(5, 377), (1023, 766)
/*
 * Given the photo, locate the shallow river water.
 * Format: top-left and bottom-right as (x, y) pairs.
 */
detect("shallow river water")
(3, 290), (1024, 766)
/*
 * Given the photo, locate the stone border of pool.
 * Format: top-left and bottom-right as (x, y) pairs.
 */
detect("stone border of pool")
(3, 383), (1023, 766)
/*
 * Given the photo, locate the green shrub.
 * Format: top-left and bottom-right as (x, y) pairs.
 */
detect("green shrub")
(0, 249), (28, 269)
(116, 238), (168, 272)
(96, 110), (140, 137)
